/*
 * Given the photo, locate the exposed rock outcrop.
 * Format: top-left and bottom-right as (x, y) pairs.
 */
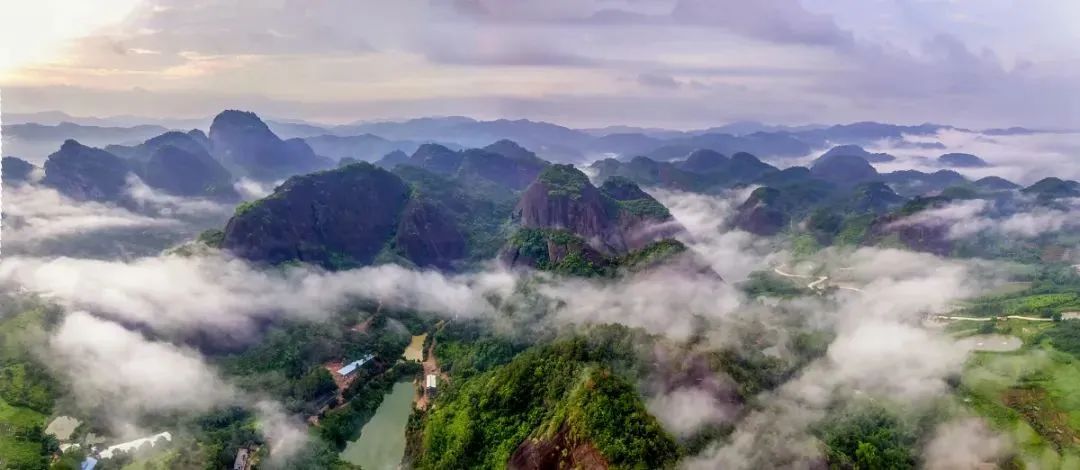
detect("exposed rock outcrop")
(222, 162), (412, 268)
(503, 165), (682, 272)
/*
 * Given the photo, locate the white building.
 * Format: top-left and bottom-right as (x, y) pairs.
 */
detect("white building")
(336, 354), (375, 376)
(98, 432), (172, 459)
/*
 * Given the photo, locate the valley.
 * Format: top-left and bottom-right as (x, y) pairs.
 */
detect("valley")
(1, 108), (1079, 470)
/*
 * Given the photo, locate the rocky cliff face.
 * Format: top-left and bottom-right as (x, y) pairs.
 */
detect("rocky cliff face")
(222, 162), (412, 268)
(209, 110), (331, 181)
(733, 187), (787, 236)
(41, 140), (131, 202)
(515, 164), (624, 253)
(505, 165), (680, 270)
(220, 162), (500, 270)
(393, 199), (467, 269)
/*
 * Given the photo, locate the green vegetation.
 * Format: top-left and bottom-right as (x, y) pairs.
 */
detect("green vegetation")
(817, 405), (918, 469)
(617, 239), (687, 272)
(961, 345), (1080, 466)
(319, 362), (422, 448)
(0, 298), (62, 470)
(617, 198), (671, 219)
(897, 195), (949, 216)
(740, 270), (806, 298)
(790, 233), (821, 257)
(433, 321), (527, 380)
(233, 199), (261, 217)
(508, 229), (691, 278)
(412, 335), (678, 469)
(834, 214), (874, 246)
(220, 311), (417, 413)
(507, 228), (609, 277)
(394, 165), (515, 262)
(538, 164), (591, 199)
(196, 228), (225, 248)
(1040, 321), (1080, 358)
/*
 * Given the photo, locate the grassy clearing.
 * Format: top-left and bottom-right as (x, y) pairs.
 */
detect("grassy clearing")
(0, 396), (48, 470)
(962, 342), (1080, 468)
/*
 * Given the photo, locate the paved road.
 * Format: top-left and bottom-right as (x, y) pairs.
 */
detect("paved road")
(773, 267), (863, 292)
(933, 315), (1053, 322)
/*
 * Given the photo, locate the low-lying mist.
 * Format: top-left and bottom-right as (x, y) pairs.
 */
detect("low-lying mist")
(0, 165), (1035, 467)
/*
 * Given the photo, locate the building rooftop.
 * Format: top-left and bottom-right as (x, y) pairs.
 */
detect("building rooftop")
(336, 353), (375, 376)
(98, 431), (172, 459)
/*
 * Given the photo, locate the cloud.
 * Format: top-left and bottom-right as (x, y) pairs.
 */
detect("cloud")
(0, 178), (236, 256)
(874, 129), (1080, 185)
(107, 0), (376, 57)
(0, 253), (515, 340)
(447, 0), (670, 23)
(684, 247), (992, 468)
(651, 187), (787, 281)
(637, 72), (681, 89)
(923, 417), (1011, 470)
(124, 175), (234, 218)
(646, 385), (738, 437)
(1, 183), (181, 246)
(48, 311), (238, 428)
(888, 197), (1080, 240)
(537, 266), (743, 341)
(0, 190), (1024, 468)
(253, 400), (310, 461)
(47, 311), (309, 456)
(672, 0), (854, 47)
(422, 39), (600, 67)
(233, 177), (278, 200)
(7, 0), (1080, 129)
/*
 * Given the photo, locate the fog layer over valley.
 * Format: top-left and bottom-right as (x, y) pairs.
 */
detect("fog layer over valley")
(1, 109), (1079, 469)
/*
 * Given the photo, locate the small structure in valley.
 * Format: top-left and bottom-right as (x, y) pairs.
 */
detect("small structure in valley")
(425, 374), (438, 396)
(336, 354), (375, 377)
(98, 431), (172, 459)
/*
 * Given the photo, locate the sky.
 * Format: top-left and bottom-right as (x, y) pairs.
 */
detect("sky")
(1, 0), (1078, 129)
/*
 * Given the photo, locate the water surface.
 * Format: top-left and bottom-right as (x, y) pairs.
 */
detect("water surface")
(340, 381), (414, 469)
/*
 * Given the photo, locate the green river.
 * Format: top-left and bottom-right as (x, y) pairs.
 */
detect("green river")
(339, 381), (414, 469)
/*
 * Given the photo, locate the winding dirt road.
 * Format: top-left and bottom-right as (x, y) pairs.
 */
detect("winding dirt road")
(773, 267), (864, 293)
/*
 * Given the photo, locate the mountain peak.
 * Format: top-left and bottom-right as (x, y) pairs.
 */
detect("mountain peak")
(209, 109), (331, 180)
(938, 152), (989, 168)
(818, 144), (896, 163)
(810, 153), (879, 185)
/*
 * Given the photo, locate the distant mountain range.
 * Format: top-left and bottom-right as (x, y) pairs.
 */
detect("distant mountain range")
(7, 111), (1072, 166)
(7, 107), (1080, 273)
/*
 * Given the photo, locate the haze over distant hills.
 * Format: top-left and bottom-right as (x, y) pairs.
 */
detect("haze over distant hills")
(6, 110), (1070, 169)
